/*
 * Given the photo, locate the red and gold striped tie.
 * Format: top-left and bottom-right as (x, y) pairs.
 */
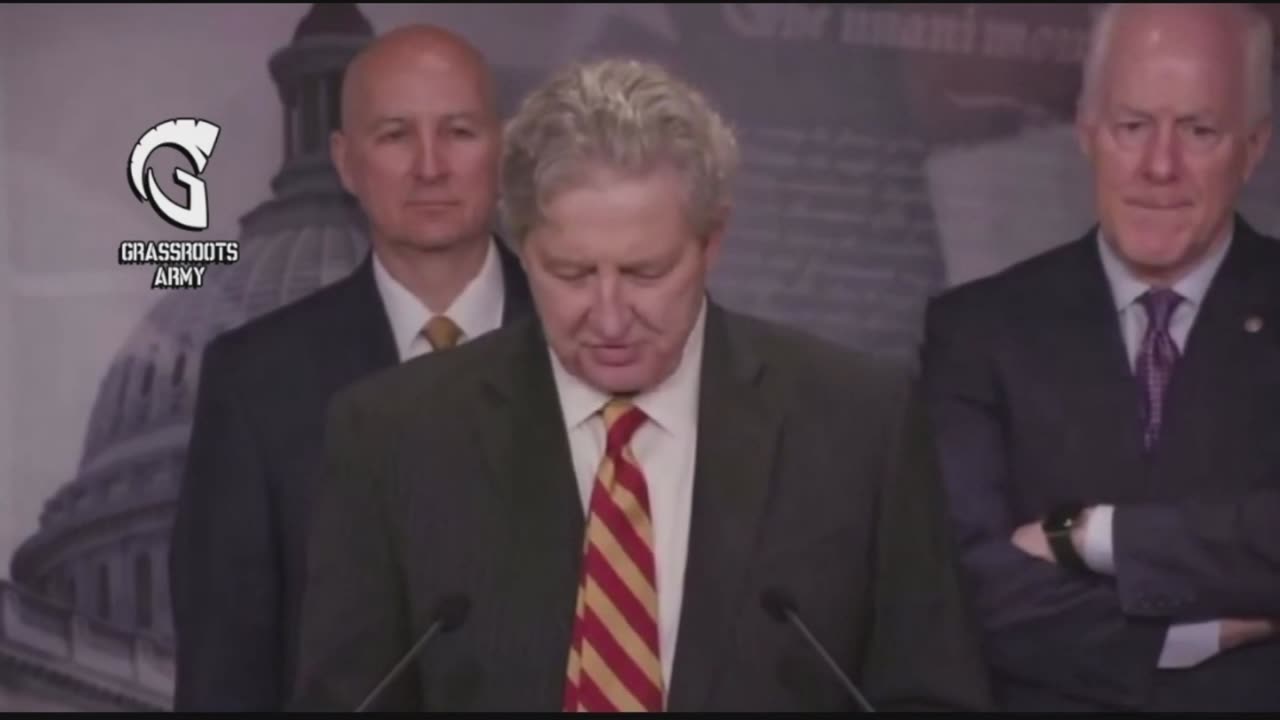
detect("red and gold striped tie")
(563, 398), (664, 712)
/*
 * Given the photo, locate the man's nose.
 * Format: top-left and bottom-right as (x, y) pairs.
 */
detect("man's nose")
(412, 133), (449, 181)
(591, 276), (628, 338)
(1140, 124), (1182, 183)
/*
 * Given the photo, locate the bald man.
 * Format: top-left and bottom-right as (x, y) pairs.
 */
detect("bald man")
(169, 24), (532, 711)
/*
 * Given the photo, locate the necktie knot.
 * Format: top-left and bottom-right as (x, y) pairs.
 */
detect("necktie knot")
(1139, 288), (1183, 334)
(601, 398), (646, 455)
(422, 315), (463, 351)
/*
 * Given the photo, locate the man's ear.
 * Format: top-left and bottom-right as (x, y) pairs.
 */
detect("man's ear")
(1075, 106), (1097, 164)
(330, 130), (355, 195)
(702, 205), (730, 268)
(1242, 115), (1273, 184)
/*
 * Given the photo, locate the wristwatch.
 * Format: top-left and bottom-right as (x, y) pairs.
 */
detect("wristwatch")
(1042, 505), (1090, 573)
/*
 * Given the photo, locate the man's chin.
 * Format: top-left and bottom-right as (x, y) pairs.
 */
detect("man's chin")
(388, 225), (484, 253)
(578, 362), (654, 396)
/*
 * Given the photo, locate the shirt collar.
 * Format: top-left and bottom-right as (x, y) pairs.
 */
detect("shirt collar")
(1096, 223), (1233, 312)
(550, 297), (707, 437)
(372, 236), (507, 358)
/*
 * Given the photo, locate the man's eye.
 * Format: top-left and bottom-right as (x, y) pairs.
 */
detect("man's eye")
(554, 267), (591, 281)
(628, 267), (666, 280)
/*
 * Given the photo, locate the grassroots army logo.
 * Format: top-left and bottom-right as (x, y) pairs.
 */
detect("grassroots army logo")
(128, 117), (221, 231)
(122, 117), (239, 289)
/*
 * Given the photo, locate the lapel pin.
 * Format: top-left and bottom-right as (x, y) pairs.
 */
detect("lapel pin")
(1244, 315), (1264, 333)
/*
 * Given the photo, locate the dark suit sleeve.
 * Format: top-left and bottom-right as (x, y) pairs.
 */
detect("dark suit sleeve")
(288, 389), (418, 711)
(860, 374), (995, 711)
(1113, 489), (1280, 619)
(921, 296), (1168, 708)
(169, 339), (284, 710)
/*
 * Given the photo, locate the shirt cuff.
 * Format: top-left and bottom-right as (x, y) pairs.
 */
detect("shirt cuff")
(1081, 504), (1116, 575)
(1159, 620), (1223, 669)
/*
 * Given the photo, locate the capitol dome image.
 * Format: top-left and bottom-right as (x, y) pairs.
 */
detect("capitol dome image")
(1, 4), (374, 710)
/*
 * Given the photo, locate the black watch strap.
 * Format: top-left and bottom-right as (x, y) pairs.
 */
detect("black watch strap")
(1043, 506), (1090, 573)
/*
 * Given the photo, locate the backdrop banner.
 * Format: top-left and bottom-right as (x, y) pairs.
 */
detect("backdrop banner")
(1, 3), (1278, 711)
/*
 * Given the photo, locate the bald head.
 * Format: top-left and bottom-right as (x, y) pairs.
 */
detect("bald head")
(330, 23), (504, 260)
(340, 24), (497, 133)
(1080, 3), (1274, 125)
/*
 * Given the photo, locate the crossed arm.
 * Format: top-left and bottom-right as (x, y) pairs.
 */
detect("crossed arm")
(921, 296), (1279, 706)
(1011, 492), (1280, 660)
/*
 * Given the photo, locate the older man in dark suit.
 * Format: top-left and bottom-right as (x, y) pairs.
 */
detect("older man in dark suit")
(288, 57), (993, 712)
(922, 3), (1280, 712)
(168, 25), (533, 711)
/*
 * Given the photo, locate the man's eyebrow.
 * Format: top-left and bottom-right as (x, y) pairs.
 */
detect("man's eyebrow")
(361, 116), (407, 133)
(1112, 105), (1222, 123)
(441, 111), (495, 127)
(360, 112), (490, 132)
(1112, 105), (1152, 118)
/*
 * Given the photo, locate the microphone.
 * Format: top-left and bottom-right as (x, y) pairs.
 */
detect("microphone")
(760, 587), (876, 712)
(354, 593), (471, 712)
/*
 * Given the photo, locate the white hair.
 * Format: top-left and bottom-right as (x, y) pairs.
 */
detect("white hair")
(500, 57), (739, 245)
(1079, 3), (1274, 125)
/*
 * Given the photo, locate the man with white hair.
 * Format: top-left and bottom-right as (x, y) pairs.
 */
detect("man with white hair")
(290, 56), (994, 712)
(923, 3), (1280, 711)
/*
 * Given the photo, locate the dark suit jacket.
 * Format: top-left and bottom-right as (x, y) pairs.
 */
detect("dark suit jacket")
(289, 301), (993, 712)
(168, 241), (533, 711)
(921, 217), (1280, 711)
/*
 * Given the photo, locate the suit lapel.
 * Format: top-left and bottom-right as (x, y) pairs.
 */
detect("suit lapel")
(331, 255), (399, 375)
(1029, 235), (1148, 501)
(496, 237), (534, 326)
(1149, 222), (1277, 495)
(468, 319), (585, 709)
(667, 303), (781, 711)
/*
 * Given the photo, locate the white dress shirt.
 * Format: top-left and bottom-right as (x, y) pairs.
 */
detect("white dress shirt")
(547, 299), (707, 698)
(371, 237), (507, 362)
(1088, 228), (1233, 669)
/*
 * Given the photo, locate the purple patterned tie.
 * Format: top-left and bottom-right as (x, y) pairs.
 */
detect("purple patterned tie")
(1136, 288), (1184, 450)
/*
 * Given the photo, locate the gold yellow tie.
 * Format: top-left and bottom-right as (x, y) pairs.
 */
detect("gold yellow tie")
(563, 398), (664, 712)
(422, 315), (463, 351)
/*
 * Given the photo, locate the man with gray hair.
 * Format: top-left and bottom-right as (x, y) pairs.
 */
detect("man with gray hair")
(289, 56), (992, 712)
(923, 3), (1280, 711)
